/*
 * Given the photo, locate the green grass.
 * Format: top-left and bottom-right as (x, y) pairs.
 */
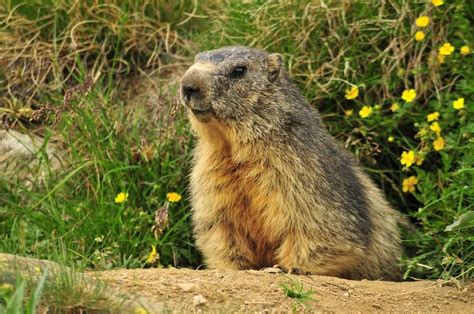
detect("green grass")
(281, 279), (316, 301)
(0, 77), (197, 269)
(0, 0), (473, 298)
(0, 262), (133, 312)
(0, 272), (47, 314)
(280, 277), (317, 311)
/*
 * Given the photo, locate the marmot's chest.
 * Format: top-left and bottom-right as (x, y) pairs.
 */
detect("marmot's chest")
(206, 158), (282, 267)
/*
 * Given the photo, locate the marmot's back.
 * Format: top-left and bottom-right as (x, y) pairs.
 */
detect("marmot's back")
(181, 46), (402, 280)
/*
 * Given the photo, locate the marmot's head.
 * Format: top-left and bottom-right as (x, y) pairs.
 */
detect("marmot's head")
(180, 46), (288, 128)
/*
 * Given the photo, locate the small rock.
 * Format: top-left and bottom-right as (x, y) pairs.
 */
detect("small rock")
(178, 282), (198, 292)
(193, 294), (207, 306)
(261, 267), (282, 274)
(372, 303), (381, 309)
(343, 292), (350, 297)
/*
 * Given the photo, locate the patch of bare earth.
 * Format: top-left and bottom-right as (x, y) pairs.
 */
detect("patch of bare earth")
(95, 268), (473, 313)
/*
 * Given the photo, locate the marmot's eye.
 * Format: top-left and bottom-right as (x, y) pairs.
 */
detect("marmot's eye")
(229, 66), (247, 79)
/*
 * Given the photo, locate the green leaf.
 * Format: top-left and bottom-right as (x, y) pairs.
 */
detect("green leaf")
(445, 211), (474, 232)
(6, 279), (26, 314)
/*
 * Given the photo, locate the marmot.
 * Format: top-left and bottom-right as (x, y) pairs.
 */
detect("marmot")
(180, 46), (402, 280)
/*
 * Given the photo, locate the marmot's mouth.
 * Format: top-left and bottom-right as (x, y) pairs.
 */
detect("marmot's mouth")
(191, 108), (213, 116)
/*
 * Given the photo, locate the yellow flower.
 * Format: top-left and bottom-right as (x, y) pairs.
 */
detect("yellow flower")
(345, 86), (359, 100)
(433, 137), (445, 151)
(439, 42), (454, 56)
(390, 103), (400, 112)
(167, 192), (182, 203)
(134, 307), (149, 314)
(388, 136), (394, 143)
(432, 0), (444, 6)
(437, 54), (446, 64)
(460, 46), (470, 55)
(430, 122), (441, 136)
(114, 192), (128, 203)
(415, 31), (425, 42)
(415, 16), (430, 28)
(359, 106), (373, 118)
(402, 176), (418, 193)
(400, 150), (415, 168)
(401, 89), (416, 103)
(453, 98), (464, 110)
(145, 245), (158, 264)
(344, 109), (354, 117)
(427, 112), (440, 122)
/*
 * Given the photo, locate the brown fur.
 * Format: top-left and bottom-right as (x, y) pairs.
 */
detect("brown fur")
(181, 46), (402, 280)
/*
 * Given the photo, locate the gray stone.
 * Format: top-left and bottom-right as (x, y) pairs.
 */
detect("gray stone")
(0, 129), (62, 185)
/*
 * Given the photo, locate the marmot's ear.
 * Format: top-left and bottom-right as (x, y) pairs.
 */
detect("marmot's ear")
(265, 53), (283, 83)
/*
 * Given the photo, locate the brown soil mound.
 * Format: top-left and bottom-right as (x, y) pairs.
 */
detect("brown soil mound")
(96, 268), (473, 313)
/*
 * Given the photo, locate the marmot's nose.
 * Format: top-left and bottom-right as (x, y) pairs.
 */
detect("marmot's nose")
(182, 84), (200, 102)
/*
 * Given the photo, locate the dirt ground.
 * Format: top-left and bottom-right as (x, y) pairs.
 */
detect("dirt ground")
(95, 268), (473, 313)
